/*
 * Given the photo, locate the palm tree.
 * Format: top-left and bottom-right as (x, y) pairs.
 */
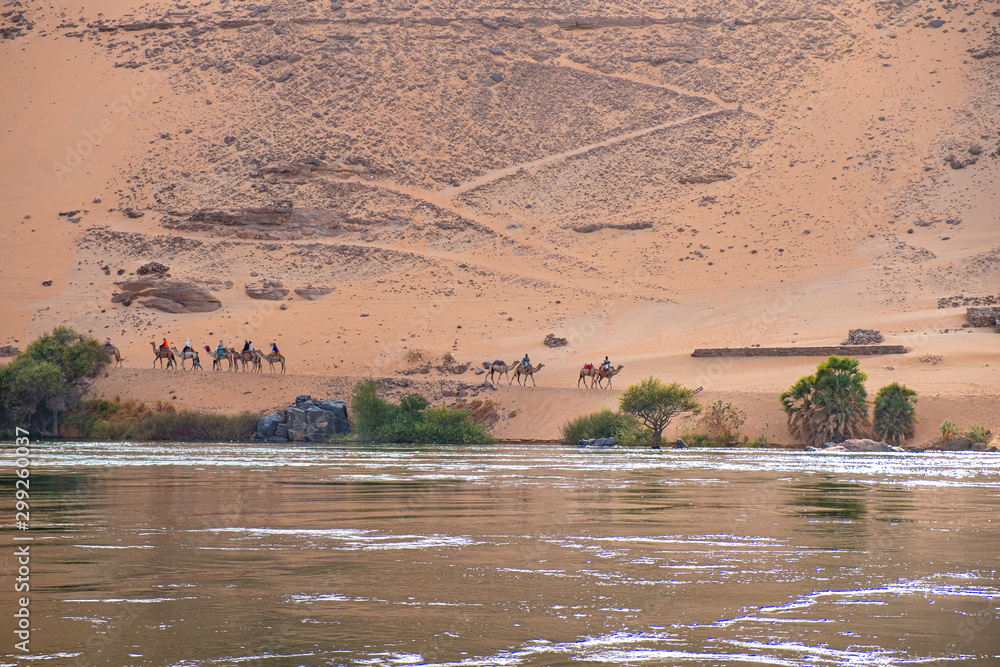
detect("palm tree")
(781, 356), (870, 446)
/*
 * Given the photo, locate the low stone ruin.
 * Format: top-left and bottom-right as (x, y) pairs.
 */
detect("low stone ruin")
(844, 329), (883, 345)
(255, 395), (350, 443)
(966, 307), (1000, 327)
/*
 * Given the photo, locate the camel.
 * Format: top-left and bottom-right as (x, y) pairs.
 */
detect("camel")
(482, 361), (517, 384)
(105, 345), (123, 367)
(261, 352), (285, 374)
(596, 364), (625, 389)
(150, 342), (176, 369)
(171, 346), (202, 370)
(578, 363), (624, 388)
(510, 362), (545, 386)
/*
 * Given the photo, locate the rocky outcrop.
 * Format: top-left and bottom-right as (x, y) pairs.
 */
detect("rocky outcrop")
(294, 285), (334, 300)
(112, 279), (221, 313)
(246, 279), (289, 300)
(813, 439), (900, 452)
(0, 345), (19, 357)
(692, 345), (906, 357)
(255, 395), (350, 443)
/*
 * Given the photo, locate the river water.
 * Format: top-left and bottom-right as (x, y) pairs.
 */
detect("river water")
(1, 443), (998, 666)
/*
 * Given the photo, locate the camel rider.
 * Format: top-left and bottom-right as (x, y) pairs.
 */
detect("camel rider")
(271, 342), (279, 356)
(161, 338), (169, 350)
(216, 340), (225, 358)
(242, 340), (250, 353)
(105, 337), (113, 348)
(248, 341), (255, 352)
(183, 339), (192, 354)
(601, 356), (611, 373)
(522, 353), (531, 370)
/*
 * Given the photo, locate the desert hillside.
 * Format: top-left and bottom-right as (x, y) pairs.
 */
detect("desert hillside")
(2, 0), (998, 442)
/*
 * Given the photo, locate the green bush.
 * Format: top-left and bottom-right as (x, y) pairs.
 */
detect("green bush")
(700, 400), (747, 445)
(348, 380), (495, 444)
(966, 423), (991, 444)
(939, 420), (958, 442)
(561, 409), (636, 444)
(781, 356), (870, 446)
(872, 382), (917, 445)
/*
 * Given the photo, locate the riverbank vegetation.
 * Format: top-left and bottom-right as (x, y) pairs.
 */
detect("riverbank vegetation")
(0, 327), (110, 438)
(61, 397), (258, 441)
(564, 378), (703, 448)
(782, 356), (920, 446)
(348, 380), (495, 444)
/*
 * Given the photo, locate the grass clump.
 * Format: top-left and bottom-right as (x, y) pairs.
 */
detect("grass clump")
(349, 380), (494, 444)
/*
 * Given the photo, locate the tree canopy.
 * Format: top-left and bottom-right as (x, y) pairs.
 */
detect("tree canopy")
(618, 377), (701, 448)
(1, 327), (110, 437)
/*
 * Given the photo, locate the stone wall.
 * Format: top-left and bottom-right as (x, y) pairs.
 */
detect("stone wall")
(966, 307), (1000, 327)
(691, 345), (907, 358)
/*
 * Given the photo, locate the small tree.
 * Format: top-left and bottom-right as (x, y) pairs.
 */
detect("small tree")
(619, 377), (701, 448)
(872, 383), (917, 445)
(780, 356), (870, 446)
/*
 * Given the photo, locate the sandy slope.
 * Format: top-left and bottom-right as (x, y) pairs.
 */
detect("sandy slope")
(2, 0), (998, 444)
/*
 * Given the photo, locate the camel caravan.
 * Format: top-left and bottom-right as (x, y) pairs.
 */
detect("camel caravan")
(102, 338), (286, 373)
(480, 356), (622, 388)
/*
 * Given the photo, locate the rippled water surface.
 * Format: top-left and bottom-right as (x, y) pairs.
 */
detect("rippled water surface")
(2, 443), (998, 666)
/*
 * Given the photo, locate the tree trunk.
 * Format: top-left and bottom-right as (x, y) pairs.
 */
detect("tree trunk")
(650, 428), (662, 449)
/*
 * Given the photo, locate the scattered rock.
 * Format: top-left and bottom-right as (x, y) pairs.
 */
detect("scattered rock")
(489, 72), (503, 83)
(675, 438), (688, 449)
(245, 279), (289, 300)
(42, 280), (53, 286)
(544, 333), (568, 348)
(0, 345), (19, 357)
(122, 207), (144, 218)
(136, 262), (170, 276)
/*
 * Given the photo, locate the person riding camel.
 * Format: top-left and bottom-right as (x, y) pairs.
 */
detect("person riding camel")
(160, 338), (169, 350)
(601, 356), (611, 374)
(271, 342), (279, 356)
(183, 338), (192, 354)
(522, 353), (531, 371)
(216, 340), (225, 358)
(248, 341), (255, 352)
(241, 340), (250, 354)
(105, 337), (113, 348)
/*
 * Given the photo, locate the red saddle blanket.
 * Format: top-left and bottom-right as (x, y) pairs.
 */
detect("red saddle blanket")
(583, 363), (593, 370)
